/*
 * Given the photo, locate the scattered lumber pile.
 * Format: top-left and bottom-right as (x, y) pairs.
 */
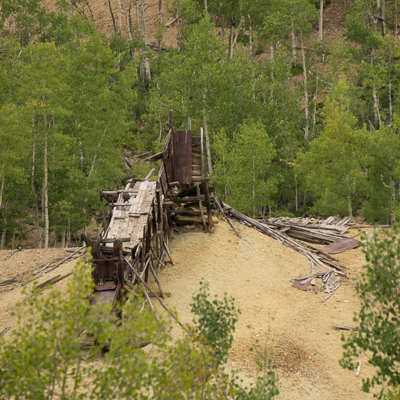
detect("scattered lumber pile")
(223, 203), (348, 298)
(258, 216), (352, 244)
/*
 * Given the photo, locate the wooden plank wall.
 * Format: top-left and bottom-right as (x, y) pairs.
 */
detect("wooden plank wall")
(172, 130), (192, 184)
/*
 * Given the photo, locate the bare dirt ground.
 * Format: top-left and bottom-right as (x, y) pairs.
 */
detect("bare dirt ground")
(0, 219), (375, 398)
(154, 220), (375, 400)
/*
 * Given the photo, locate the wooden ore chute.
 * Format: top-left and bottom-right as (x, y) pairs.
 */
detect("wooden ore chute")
(86, 111), (216, 317)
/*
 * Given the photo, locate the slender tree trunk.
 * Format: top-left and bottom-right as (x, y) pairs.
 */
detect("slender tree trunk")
(248, 14), (253, 54)
(67, 218), (71, 247)
(396, 0), (398, 41)
(231, 16), (243, 58)
(382, 0), (386, 36)
(0, 227), (6, 249)
(121, 0), (132, 39)
(176, 1), (181, 54)
(61, 230), (66, 248)
(89, 128), (107, 177)
(270, 45), (274, 103)
(291, 28), (296, 64)
(319, 0), (323, 42)
(31, 138), (36, 193)
(312, 71), (319, 138)
(108, 0), (117, 32)
(118, 0), (123, 35)
(135, 0), (140, 37)
(372, 85), (381, 128)
(203, 108), (212, 175)
(252, 156), (256, 217)
(390, 176), (396, 225)
(0, 163), (4, 211)
(228, 16), (235, 58)
(43, 128), (49, 249)
(11, 230), (15, 249)
(389, 47), (393, 128)
(158, 0), (162, 51)
(294, 167), (298, 212)
(347, 194), (352, 218)
(300, 37), (309, 142)
(140, 0), (151, 80)
(204, 0), (207, 12)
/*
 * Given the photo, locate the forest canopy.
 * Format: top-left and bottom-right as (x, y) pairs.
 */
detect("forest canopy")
(0, 0), (399, 248)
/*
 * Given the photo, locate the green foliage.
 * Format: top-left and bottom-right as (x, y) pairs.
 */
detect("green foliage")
(340, 227), (400, 399)
(0, 262), (278, 399)
(297, 80), (369, 217)
(191, 281), (240, 365)
(213, 121), (280, 217)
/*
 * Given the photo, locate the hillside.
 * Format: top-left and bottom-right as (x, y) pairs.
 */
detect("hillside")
(0, 219), (376, 399)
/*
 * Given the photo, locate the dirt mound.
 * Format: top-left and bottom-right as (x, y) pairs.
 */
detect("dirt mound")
(0, 220), (375, 399)
(154, 220), (374, 400)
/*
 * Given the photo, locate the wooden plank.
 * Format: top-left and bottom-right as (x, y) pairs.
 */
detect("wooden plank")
(173, 130), (192, 184)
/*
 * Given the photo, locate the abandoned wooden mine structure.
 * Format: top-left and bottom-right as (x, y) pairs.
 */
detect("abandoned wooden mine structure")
(83, 111), (218, 317)
(82, 112), (354, 321)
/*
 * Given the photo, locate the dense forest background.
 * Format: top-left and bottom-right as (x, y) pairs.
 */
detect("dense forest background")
(0, 0), (399, 249)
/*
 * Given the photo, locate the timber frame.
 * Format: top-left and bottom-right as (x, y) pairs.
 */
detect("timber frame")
(83, 111), (217, 316)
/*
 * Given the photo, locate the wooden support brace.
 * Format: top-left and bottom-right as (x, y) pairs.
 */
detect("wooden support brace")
(163, 239), (175, 265)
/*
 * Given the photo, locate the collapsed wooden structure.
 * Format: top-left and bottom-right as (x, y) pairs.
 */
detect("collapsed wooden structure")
(223, 207), (351, 298)
(83, 112), (218, 316)
(84, 111), (357, 317)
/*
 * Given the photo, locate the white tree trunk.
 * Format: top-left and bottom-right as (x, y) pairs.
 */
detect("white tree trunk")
(291, 28), (296, 64)
(347, 194), (352, 218)
(44, 129), (49, 249)
(140, 0), (151, 80)
(300, 38), (309, 142)
(319, 0), (323, 42)
(0, 163), (4, 210)
(270, 45), (274, 103)
(0, 227), (6, 249)
(203, 108), (212, 175)
(390, 176), (396, 225)
(121, 0), (132, 39)
(118, 0), (123, 35)
(372, 85), (381, 128)
(248, 14), (253, 54)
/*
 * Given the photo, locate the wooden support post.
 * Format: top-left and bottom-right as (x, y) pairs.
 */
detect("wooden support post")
(100, 191), (107, 230)
(202, 181), (213, 232)
(124, 256), (189, 334)
(148, 252), (165, 298)
(212, 196), (242, 238)
(196, 183), (207, 231)
(163, 239), (175, 265)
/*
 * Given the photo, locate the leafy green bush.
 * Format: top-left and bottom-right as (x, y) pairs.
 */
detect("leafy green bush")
(0, 262), (278, 399)
(341, 227), (400, 399)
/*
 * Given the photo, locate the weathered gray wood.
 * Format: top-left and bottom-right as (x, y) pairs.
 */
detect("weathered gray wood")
(212, 196), (241, 238)
(124, 256), (189, 334)
(163, 240), (175, 265)
(332, 322), (356, 330)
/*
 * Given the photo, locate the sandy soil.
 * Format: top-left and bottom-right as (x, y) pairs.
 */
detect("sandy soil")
(0, 219), (376, 398)
(153, 220), (375, 400)
(0, 248), (80, 335)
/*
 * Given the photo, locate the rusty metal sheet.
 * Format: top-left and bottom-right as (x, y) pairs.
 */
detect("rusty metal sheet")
(292, 280), (319, 294)
(323, 237), (358, 254)
(172, 130), (192, 184)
